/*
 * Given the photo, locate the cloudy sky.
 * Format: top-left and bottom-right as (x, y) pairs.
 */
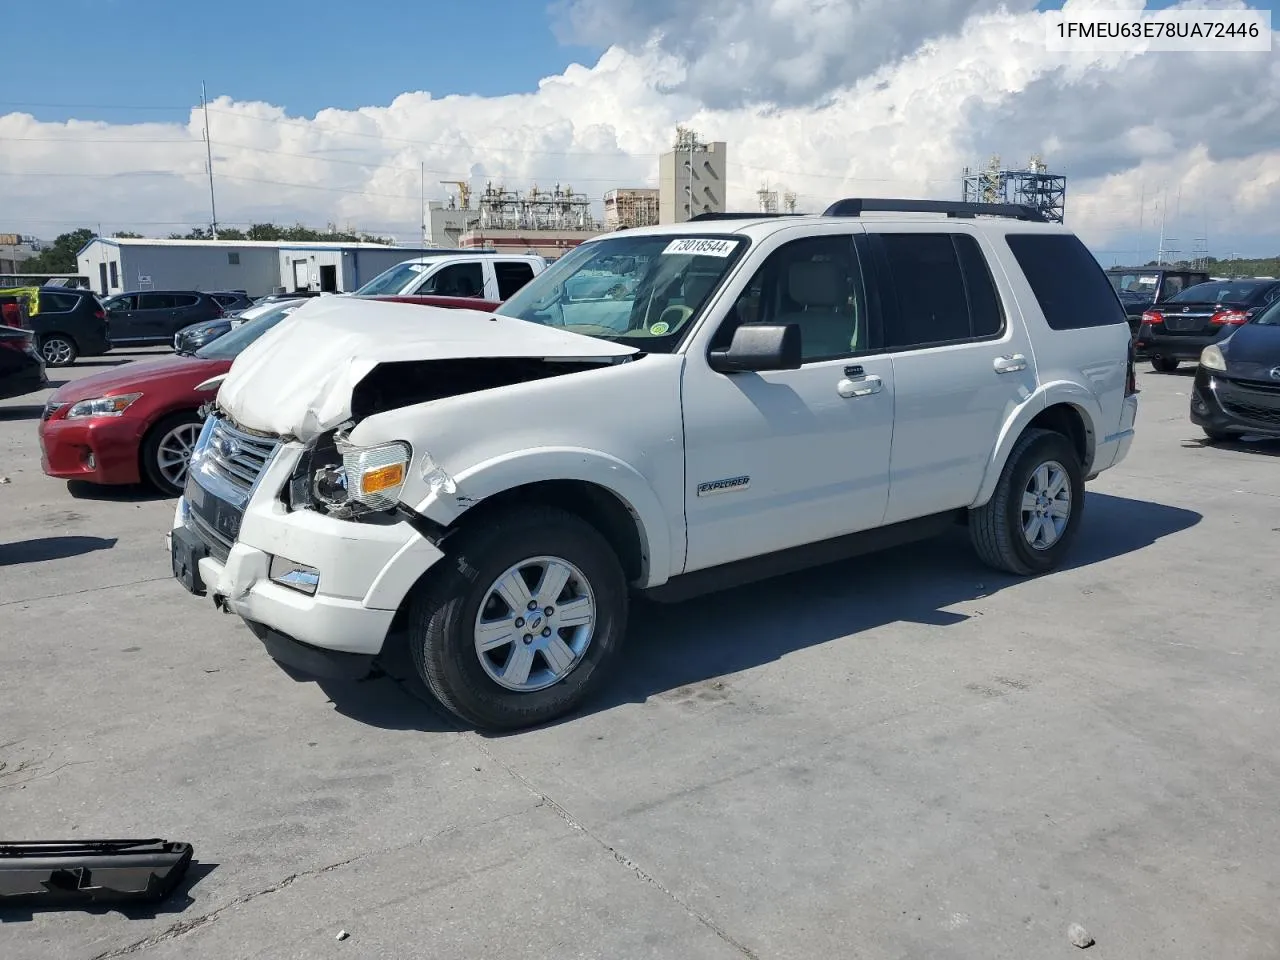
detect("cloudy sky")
(1, 0), (1277, 262)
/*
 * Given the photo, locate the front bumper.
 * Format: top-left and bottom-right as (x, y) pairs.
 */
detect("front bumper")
(168, 444), (446, 663)
(1190, 368), (1280, 439)
(39, 414), (146, 484)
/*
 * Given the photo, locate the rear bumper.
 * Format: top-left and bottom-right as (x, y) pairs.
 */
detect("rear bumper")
(77, 329), (112, 357)
(1190, 369), (1280, 438)
(1094, 393), (1140, 471)
(1137, 326), (1231, 361)
(39, 414), (146, 484)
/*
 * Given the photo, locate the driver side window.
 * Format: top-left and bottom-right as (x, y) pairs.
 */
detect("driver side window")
(712, 235), (864, 362)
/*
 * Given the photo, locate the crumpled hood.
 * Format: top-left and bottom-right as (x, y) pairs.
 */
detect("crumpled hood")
(216, 296), (638, 441)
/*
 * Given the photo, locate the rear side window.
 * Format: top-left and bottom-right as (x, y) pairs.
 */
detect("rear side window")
(40, 292), (77, 313)
(874, 233), (1004, 348)
(138, 293), (178, 310)
(495, 261), (535, 300)
(1005, 234), (1127, 330)
(174, 294), (202, 308)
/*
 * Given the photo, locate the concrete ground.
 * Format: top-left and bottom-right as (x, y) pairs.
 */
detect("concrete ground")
(1, 350), (1277, 960)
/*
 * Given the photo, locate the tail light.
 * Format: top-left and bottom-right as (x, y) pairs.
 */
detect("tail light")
(1142, 310), (1163, 326)
(94, 308), (107, 321)
(1210, 310), (1248, 326)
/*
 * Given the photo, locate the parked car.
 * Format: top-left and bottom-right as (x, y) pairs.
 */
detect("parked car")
(1137, 278), (1280, 372)
(353, 253), (545, 301)
(172, 298), (306, 354)
(1106, 266), (1211, 358)
(1190, 298), (1280, 441)
(25, 287), (113, 367)
(101, 291), (225, 347)
(168, 198), (1139, 731)
(40, 300), (304, 496)
(208, 290), (255, 315)
(0, 325), (47, 400)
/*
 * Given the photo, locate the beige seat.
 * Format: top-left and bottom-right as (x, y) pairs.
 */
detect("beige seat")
(774, 261), (857, 358)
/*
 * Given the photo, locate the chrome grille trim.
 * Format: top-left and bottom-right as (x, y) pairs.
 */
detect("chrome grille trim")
(201, 417), (281, 499)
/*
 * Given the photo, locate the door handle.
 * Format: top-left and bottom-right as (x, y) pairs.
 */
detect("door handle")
(837, 374), (882, 398)
(994, 354), (1028, 374)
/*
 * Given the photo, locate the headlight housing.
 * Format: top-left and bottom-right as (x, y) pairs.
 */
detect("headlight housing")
(66, 392), (142, 419)
(1200, 344), (1227, 372)
(292, 433), (412, 518)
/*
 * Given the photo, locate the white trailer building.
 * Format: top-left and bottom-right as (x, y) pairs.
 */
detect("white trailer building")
(77, 238), (459, 299)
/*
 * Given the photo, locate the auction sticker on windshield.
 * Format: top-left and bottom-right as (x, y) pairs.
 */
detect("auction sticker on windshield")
(663, 238), (736, 257)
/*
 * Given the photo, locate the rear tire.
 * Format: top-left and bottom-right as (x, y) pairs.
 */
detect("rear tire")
(141, 410), (203, 496)
(408, 505), (629, 731)
(1151, 356), (1180, 373)
(38, 334), (78, 367)
(970, 428), (1085, 576)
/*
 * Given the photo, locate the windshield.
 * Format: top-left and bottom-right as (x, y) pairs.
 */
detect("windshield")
(494, 234), (748, 350)
(353, 261), (433, 297)
(1169, 280), (1267, 304)
(194, 301), (301, 359)
(1253, 298), (1280, 326)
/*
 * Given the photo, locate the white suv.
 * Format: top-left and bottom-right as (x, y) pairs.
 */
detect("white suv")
(168, 199), (1139, 730)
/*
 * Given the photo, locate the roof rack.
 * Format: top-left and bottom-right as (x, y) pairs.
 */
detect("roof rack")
(685, 212), (806, 221)
(821, 198), (1046, 222)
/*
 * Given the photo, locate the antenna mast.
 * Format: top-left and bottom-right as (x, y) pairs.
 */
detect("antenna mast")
(201, 81), (219, 239)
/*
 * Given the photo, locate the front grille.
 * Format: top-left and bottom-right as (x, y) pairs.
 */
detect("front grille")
(42, 400), (66, 421)
(1218, 379), (1280, 426)
(203, 417), (281, 497)
(187, 508), (231, 562)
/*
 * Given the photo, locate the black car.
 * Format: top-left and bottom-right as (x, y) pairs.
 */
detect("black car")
(0, 325), (48, 400)
(1137, 279), (1280, 372)
(172, 318), (234, 354)
(1190, 301), (1280, 441)
(1107, 266), (1211, 357)
(102, 291), (225, 347)
(208, 290), (254, 315)
(28, 287), (112, 367)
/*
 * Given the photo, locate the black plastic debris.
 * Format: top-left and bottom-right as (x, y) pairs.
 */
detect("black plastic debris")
(0, 839), (193, 907)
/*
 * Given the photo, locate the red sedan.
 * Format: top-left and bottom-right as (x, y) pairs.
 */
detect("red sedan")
(39, 294), (500, 496)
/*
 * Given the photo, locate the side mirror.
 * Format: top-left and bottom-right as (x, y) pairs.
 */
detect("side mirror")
(708, 324), (802, 373)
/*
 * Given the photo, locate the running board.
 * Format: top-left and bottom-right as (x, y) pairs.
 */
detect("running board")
(643, 510), (964, 604)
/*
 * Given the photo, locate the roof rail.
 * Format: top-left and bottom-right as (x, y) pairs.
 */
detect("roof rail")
(822, 198), (1046, 222)
(686, 212), (806, 221)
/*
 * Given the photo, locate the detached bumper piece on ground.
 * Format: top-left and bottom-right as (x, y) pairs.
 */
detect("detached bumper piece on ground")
(0, 839), (193, 908)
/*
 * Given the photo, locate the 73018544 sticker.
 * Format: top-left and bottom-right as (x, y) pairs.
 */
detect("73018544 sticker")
(662, 237), (736, 257)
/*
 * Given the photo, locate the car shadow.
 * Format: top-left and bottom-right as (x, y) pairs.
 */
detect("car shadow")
(501, 491), (1203, 735)
(312, 492), (1201, 735)
(0, 404), (45, 421)
(0, 536), (117, 566)
(66, 481), (169, 502)
(0, 861), (217, 922)
(1181, 435), (1280, 457)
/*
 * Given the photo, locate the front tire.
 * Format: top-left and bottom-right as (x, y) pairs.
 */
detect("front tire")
(970, 428), (1085, 576)
(141, 410), (203, 496)
(1151, 356), (1180, 373)
(408, 505), (629, 730)
(39, 334), (78, 367)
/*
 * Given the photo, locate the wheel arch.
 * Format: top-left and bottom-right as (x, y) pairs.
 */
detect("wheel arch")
(972, 386), (1100, 508)
(413, 448), (674, 588)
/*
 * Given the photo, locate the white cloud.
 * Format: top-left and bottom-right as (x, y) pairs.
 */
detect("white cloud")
(0, 0), (1276, 258)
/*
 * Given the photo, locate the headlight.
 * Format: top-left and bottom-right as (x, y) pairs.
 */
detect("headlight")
(66, 392), (142, 419)
(308, 438), (412, 517)
(1200, 344), (1227, 372)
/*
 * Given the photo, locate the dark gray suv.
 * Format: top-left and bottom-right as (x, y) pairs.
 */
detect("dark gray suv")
(102, 291), (225, 347)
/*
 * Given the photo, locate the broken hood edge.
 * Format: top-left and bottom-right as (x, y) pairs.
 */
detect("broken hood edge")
(214, 297), (639, 443)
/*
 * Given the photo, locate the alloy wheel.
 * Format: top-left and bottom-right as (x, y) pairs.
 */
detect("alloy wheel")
(1021, 459), (1071, 550)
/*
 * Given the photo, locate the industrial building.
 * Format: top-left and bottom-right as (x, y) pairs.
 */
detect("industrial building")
(604, 188), (660, 230)
(76, 237), (457, 298)
(453, 182), (604, 258)
(961, 155), (1067, 223)
(659, 128), (728, 223)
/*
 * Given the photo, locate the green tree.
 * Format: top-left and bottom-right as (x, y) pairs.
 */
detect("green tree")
(164, 223), (393, 244)
(20, 228), (95, 273)
(112, 231), (144, 239)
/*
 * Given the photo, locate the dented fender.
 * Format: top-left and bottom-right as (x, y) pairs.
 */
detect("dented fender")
(413, 447), (677, 587)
